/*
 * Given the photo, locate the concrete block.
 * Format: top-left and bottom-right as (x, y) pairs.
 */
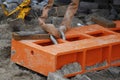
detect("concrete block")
(61, 62), (81, 75)
(71, 75), (91, 80)
(47, 73), (69, 80)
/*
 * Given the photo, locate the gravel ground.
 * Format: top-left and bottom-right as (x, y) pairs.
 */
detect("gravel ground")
(0, 8), (47, 80)
(0, 23), (47, 80)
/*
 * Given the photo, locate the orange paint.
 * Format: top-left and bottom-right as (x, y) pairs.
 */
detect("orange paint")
(11, 21), (120, 77)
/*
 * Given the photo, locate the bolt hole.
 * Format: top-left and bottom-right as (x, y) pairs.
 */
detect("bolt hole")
(31, 50), (34, 55)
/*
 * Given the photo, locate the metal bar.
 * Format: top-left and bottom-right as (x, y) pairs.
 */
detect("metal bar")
(59, 29), (66, 40)
(50, 34), (58, 44)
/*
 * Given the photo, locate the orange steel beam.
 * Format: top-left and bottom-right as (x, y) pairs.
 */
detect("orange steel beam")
(11, 21), (120, 77)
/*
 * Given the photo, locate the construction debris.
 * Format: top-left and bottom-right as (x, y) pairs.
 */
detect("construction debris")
(86, 61), (108, 70)
(91, 15), (116, 28)
(71, 75), (91, 80)
(47, 62), (82, 80)
(48, 66), (120, 80)
(0, 0), (120, 80)
(108, 67), (120, 78)
(55, 62), (81, 76)
(47, 73), (69, 80)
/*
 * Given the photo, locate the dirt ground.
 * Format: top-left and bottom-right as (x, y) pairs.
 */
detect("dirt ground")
(0, 8), (48, 80)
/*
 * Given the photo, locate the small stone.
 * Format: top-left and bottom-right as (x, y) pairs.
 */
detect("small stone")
(108, 67), (120, 74)
(56, 5), (68, 17)
(71, 75), (91, 80)
(71, 17), (84, 27)
(62, 66), (70, 75)
(0, 68), (6, 73)
(47, 73), (69, 80)
(72, 62), (81, 72)
(54, 70), (63, 76)
(61, 62), (81, 75)
(75, 74), (82, 79)
(79, 75), (91, 80)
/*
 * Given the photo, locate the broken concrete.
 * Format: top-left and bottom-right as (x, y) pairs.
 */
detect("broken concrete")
(108, 67), (120, 78)
(60, 62), (81, 75)
(47, 62), (82, 80)
(71, 75), (91, 80)
(47, 73), (69, 80)
(86, 61), (108, 70)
